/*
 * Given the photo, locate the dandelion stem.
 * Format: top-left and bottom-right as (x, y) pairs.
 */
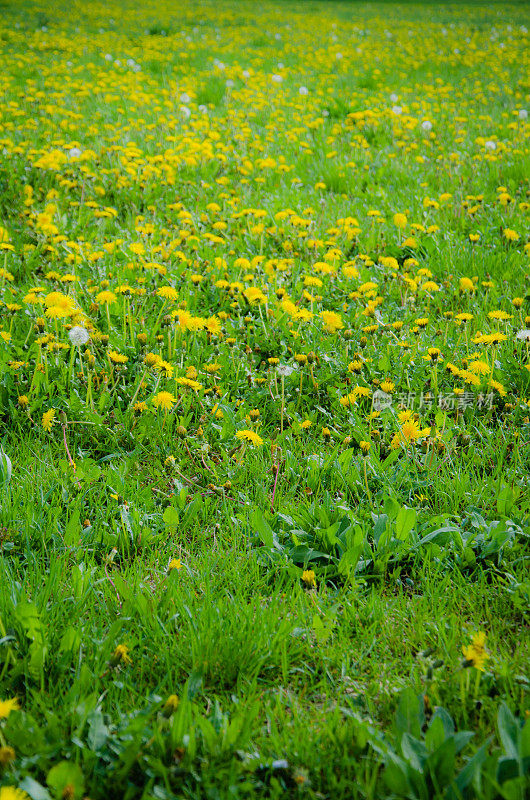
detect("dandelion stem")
(363, 458), (373, 508)
(280, 374), (285, 433)
(128, 366), (149, 410)
(67, 345), (76, 390)
(271, 460), (280, 512)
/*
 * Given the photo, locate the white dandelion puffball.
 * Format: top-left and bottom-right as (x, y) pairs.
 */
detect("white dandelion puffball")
(271, 74), (283, 83)
(68, 326), (90, 346)
(421, 120), (433, 131)
(484, 140), (496, 150)
(179, 92), (190, 104)
(390, 93), (399, 102)
(299, 86), (308, 96)
(68, 147), (82, 158)
(515, 329), (530, 341)
(518, 109), (528, 120)
(180, 105), (191, 118)
(392, 105), (403, 115)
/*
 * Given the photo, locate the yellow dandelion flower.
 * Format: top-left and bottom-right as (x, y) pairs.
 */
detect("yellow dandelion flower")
(152, 391), (176, 411)
(42, 409), (56, 432)
(96, 290), (117, 305)
(459, 277), (475, 292)
(468, 360), (490, 375)
(175, 377), (203, 391)
(144, 353), (161, 367)
(488, 310), (512, 321)
(488, 379), (506, 396)
(462, 631), (489, 671)
(0, 746), (15, 767)
(391, 419), (421, 449)
(109, 644), (132, 667)
(157, 286), (179, 300)
(393, 213), (407, 229)
(301, 569), (316, 588)
(473, 332), (507, 345)
(0, 697), (20, 719)
(0, 787), (30, 800)
(154, 359), (173, 377)
(236, 429), (263, 446)
(162, 695), (180, 717)
(108, 350), (128, 364)
(321, 310), (343, 333)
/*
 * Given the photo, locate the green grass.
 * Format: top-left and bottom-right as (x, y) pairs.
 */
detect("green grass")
(0, 0), (529, 798)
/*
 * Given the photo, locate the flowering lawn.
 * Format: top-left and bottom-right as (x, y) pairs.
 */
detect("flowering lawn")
(0, 0), (529, 797)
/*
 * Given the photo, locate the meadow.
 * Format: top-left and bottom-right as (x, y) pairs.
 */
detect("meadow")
(0, 0), (529, 797)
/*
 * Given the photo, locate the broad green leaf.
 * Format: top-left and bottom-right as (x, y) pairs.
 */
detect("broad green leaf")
(251, 508), (274, 549)
(416, 525), (460, 548)
(182, 494), (202, 523)
(87, 709), (108, 752)
(401, 732), (427, 770)
(383, 756), (409, 795)
(396, 507), (416, 541)
(163, 505), (179, 530)
(29, 640), (47, 679)
(60, 626), (82, 654)
(520, 718), (530, 759)
(498, 703), (520, 760)
(453, 731), (475, 754)
(426, 715), (445, 753)
(64, 508), (80, 546)
(0, 445), (12, 487)
(496, 756), (521, 785)
(338, 544), (362, 576)
(431, 706), (455, 738)
(383, 495), (401, 520)
(18, 777), (52, 800)
(434, 410), (446, 428)
(382, 449), (400, 469)
(16, 601), (45, 642)
(186, 669), (203, 700)
(312, 614), (334, 644)
(497, 485), (517, 516)
(47, 761), (85, 800)
(452, 743), (488, 797)
(395, 688), (424, 738)
(426, 737), (456, 788)
(373, 514), (388, 547)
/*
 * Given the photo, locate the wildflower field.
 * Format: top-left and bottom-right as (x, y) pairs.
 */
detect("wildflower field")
(0, 0), (529, 797)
